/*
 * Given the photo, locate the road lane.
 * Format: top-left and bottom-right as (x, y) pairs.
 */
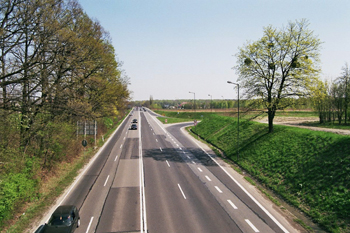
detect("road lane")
(143, 110), (297, 233)
(142, 112), (243, 233)
(61, 109), (142, 233)
(95, 110), (142, 233)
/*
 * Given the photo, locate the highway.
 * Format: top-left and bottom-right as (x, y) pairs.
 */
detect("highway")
(38, 107), (299, 233)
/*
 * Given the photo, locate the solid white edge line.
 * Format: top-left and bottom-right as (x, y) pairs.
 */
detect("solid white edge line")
(245, 219), (260, 232)
(227, 200), (238, 209)
(186, 127), (290, 233)
(139, 110), (147, 233)
(104, 175), (109, 186)
(178, 184), (187, 199)
(86, 217), (94, 233)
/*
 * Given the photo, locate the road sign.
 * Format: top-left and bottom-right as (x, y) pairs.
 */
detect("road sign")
(82, 140), (87, 147)
(77, 121), (97, 135)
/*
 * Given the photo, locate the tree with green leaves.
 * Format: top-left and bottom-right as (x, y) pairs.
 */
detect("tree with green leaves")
(336, 63), (350, 124)
(235, 19), (322, 132)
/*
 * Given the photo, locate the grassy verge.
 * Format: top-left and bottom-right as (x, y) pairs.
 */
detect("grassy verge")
(191, 114), (350, 233)
(6, 114), (128, 233)
(157, 116), (193, 124)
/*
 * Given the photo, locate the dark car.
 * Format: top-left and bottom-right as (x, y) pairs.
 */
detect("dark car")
(40, 205), (80, 233)
(130, 124), (137, 130)
(132, 119), (137, 123)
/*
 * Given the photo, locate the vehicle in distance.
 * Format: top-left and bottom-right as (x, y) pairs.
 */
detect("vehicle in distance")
(132, 119), (137, 123)
(130, 124), (137, 130)
(37, 205), (80, 233)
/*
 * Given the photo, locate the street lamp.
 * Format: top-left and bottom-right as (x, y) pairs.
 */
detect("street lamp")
(189, 91), (195, 112)
(208, 94), (212, 112)
(222, 96), (225, 111)
(227, 81), (240, 161)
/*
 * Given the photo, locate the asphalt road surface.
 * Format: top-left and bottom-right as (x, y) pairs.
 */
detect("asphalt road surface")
(36, 107), (300, 233)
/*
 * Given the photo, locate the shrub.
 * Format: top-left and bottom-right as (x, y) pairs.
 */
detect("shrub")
(0, 173), (38, 226)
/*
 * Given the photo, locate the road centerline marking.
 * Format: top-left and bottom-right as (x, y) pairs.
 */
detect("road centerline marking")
(245, 219), (260, 232)
(215, 186), (223, 193)
(205, 175), (211, 181)
(86, 217), (94, 233)
(178, 184), (187, 199)
(104, 175), (110, 186)
(227, 200), (238, 209)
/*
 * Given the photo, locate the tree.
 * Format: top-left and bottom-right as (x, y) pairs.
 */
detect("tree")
(0, 0), (130, 153)
(235, 19), (322, 132)
(336, 63), (350, 124)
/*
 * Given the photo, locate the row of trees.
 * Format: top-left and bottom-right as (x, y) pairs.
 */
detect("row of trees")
(140, 98), (312, 111)
(0, 0), (130, 227)
(312, 64), (350, 124)
(0, 0), (130, 154)
(139, 98), (237, 110)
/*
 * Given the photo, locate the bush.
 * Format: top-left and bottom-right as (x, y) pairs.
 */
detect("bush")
(0, 173), (38, 226)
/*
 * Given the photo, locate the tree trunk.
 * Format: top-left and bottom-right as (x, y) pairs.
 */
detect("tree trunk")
(267, 108), (275, 133)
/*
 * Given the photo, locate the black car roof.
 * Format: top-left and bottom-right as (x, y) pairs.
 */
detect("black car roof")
(52, 205), (75, 216)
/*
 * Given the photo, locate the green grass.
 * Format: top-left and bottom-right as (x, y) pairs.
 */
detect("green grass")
(155, 110), (217, 120)
(157, 117), (193, 124)
(192, 114), (350, 233)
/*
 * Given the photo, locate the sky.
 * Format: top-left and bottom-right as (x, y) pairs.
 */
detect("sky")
(77, 0), (350, 101)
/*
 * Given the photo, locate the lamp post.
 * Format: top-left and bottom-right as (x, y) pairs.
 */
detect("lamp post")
(208, 94), (212, 112)
(227, 81), (239, 161)
(189, 91), (195, 112)
(222, 96), (225, 112)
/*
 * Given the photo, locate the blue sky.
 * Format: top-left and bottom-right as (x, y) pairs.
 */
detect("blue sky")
(78, 0), (350, 101)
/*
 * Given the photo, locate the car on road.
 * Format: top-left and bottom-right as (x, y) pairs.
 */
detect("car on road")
(132, 119), (137, 123)
(38, 205), (80, 233)
(130, 124), (137, 130)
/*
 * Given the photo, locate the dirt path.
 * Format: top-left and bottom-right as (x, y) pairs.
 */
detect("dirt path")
(255, 117), (350, 135)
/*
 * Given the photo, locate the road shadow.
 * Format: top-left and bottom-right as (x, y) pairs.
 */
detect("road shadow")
(143, 147), (218, 167)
